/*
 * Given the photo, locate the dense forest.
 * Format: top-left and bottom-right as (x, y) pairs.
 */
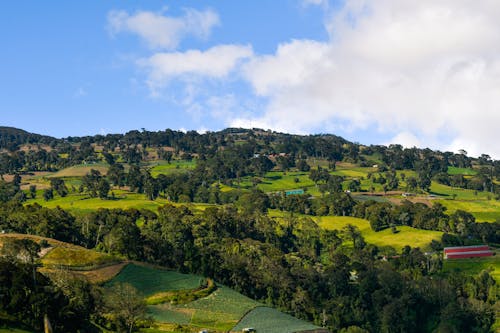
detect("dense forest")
(0, 126), (498, 332)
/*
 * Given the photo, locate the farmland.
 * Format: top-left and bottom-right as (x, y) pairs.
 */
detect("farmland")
(233, 306), (320, 333)
(108, 264), (203, 296)
(106, 264), (317, 332)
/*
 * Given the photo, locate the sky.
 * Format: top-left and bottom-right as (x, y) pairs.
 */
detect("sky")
(1, 0), (500, 158)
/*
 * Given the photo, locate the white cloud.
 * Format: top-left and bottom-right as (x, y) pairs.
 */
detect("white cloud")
(238, 0), (500, 157)
(138, 44), (253, 93)
(107, 8), (219, 50)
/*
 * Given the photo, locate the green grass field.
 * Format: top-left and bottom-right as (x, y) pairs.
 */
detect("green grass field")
(236, 171), (316, 193)
(41, 245), (118, 268)
(447, 166), (477, 176)
(430, 182), (493, 200)
(437, 199), (500, 222)
(149, 160), (196, 177)
(316, 216), (443, 251)
(442, 256), (500, 282)
(24, 190), (215, 214)
(232, 306), (320, 333)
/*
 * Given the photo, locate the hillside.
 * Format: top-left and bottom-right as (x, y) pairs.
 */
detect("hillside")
(0, 127), (498, 333)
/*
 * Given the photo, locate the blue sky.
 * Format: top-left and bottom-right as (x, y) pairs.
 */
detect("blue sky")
(2, 1), (500, 158)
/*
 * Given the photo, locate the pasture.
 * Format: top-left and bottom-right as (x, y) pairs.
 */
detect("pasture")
(24, 190), (215, 215)
(442, 255), (500, 282)
(316, 216), (443, 251)
(232, 306), (320, 333)
(437, 199), (500, 222)
(149, 160), (196, 177)
(47, 163), (109, 178)
(447, 166), (477, 175)
(41, 245), (118, 268)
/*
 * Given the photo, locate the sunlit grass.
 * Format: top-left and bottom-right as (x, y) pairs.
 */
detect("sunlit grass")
(316, 216), (443, 251)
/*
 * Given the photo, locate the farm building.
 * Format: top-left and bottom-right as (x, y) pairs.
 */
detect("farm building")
(443, 245), (493, 259)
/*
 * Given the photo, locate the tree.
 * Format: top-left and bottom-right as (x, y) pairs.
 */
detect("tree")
(29, 184), (37, 199)
(97, 178), (110, 199)
(43, 188), (54, 201)
(104, 283), (147, 333)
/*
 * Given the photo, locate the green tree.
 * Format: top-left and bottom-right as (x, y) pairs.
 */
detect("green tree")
(104, 283), (147, 333)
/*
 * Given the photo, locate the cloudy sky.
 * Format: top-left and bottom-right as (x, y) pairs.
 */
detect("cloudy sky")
(1, 0), (499, 158)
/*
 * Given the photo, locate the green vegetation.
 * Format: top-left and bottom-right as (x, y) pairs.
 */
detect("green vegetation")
(437, 199), (500, 222)
(443, 256), (500, 282)
(233, 306), (320, 333)
(447, 166), (477, 175)
(149, 286), (260, 331)
(24, 190), (214, 214)
(316, 216), (443, 250)
(41, 245), (118, 268)
(149, 160), (196, 177)
(1, 127), (499, 332)
(109, 264), (203, 297)
(146, 278), (216, 305)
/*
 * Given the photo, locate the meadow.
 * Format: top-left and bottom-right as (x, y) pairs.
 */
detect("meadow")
(41, 245), (118, 268)
(315, 215), (443, 251)
(149, 160), (196, 177)
(442, 255), (500, 282)
(24, 190), (215, 215)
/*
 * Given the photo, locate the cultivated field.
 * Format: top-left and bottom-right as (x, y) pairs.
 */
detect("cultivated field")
(232, 306), (320, 333)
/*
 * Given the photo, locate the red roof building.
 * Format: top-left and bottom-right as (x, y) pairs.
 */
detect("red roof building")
(443, 245), (493, 259)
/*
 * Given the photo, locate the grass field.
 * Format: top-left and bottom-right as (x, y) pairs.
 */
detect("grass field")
(430, 182), (493, 200)
(236, 171), (316, 193)
(442, 256), (500, 282)
(24, 190), (215, 214)
(447, 166), (477, 175)
(316, 216), (443, 251)
(109, 264), (203, 297)
(47, 163), (109, 178)
(149, 160), (196, 177)
(232, 306), (320, 333)
(437, 199), (500, 222)
(41, 245), (118, 268)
